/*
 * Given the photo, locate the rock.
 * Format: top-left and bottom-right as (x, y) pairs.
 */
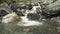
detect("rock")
(17, 11), (25, 16)
(0, 10), (8, 17)
(41, 0), (60, 18)
(44, 0), (60, 14)
(10, 3), (26, 11)
(27, 13), (40, 20)
(36, 7), (41, 14)
(18, 2), (26, 9)
(10, 3), (19, 11)
(0, 3), (9, 8)
(14, 9), (25, 16)
(33, 3), (38, 6)
(0, 10), (9, 23)
(2, 12), (22, 24)
(25, 3), (33, 10)
(0, 3), (11, 12)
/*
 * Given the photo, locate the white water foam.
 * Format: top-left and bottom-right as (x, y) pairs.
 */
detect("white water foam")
(17, 10), (42, 26)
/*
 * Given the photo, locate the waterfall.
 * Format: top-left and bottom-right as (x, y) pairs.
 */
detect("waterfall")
(17, 4), (43, 26)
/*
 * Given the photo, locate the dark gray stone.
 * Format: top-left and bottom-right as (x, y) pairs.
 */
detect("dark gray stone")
(27, 13), (40, 20)
(44, 0), (60, 14)
(25, 3), (33, 10)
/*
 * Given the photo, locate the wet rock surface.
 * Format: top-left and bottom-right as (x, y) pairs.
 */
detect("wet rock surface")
(27, 13), (40, 20)
(44, 0), (60, 14)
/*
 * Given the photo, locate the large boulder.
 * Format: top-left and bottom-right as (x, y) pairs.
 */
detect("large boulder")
(2, 12), (22, 24)
(44, 0), (60, 14)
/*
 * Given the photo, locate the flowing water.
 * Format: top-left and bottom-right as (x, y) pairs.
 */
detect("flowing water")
(17, 3), (43, 27)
